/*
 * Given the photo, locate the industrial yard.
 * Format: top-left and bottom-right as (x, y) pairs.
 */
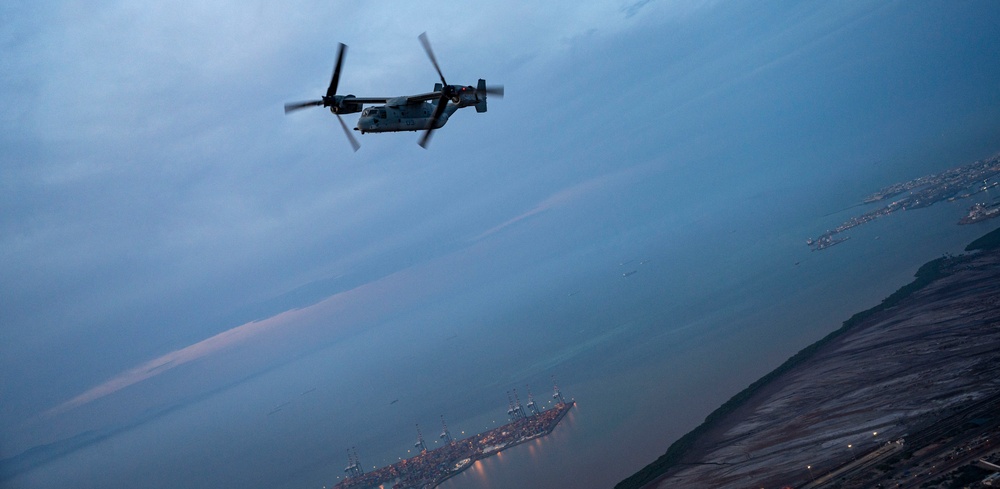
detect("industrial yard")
(334, 385), (573, 489)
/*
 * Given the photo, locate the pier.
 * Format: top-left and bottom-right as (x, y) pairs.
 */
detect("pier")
(333, 400), (574, 489)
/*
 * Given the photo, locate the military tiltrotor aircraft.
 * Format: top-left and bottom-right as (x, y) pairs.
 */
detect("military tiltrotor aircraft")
(284, 33), (503, 151)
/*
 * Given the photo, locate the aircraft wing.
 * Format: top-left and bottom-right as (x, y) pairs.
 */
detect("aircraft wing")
(403, 91), (443, 102)
(381, 92), (444, 107)
(346, 93), (441, 107)
(346, 96), (392, 104)
(338, 92), (443, 108)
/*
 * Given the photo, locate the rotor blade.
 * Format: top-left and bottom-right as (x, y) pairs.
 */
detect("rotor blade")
(418, 32), (447, 86)
(482, 85), (504, 98)
(336, 113), (360, 152)
(419, 96), (449, 149)
(327, 43), (347, 98)
(284, 100), (324, 114)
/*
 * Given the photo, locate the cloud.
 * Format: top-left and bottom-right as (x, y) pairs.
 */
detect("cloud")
(469, 164), (649, 241)
(45, 313), (289, 416)
(468, 184), (593, 242)
(40, 238), (461, 418)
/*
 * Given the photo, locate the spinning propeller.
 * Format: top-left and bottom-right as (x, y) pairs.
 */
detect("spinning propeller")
(284, 43), (360, 152)
(285, 35), (502, 151)
(417, 33), (503, 148)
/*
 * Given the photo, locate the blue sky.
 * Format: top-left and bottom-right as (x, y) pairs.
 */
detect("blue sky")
(4, 1), (1000, 487)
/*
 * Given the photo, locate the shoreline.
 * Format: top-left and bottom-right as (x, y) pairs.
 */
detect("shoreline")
(617, 226), (1000, 488)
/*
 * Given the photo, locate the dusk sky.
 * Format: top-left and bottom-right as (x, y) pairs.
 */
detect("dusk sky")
(4, 2), (1000, 488)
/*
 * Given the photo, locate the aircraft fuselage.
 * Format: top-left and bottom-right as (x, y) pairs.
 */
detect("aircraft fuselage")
(354, 101), (459, 134)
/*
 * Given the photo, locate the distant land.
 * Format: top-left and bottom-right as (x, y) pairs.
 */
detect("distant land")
(808, 153), (1000, 250)
(619, 226), (1000, 488)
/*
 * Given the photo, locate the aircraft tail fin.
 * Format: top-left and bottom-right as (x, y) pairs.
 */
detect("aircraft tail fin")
(476, 79), (488, 113)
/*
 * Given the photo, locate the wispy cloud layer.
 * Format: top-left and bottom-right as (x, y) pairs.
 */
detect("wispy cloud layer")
(47, 313), (290, 416)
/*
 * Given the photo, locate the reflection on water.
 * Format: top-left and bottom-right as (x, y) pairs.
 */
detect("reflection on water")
(440, 404), (581, 489)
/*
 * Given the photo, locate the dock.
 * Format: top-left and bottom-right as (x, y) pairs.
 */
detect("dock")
(334, 400), (574, 489)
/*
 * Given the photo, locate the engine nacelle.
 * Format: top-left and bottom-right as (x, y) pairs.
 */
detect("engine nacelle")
(431, 81), (487, 112)
(453, 80), (488, 112)
(456, 88), (477, 105)
(330, 95), (362, 114)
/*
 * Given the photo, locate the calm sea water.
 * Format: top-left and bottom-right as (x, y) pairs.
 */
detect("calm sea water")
(438, 204), (998, 489)
(11, 182), (998, 489)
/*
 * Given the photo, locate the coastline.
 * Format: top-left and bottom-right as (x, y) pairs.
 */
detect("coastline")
(617, 226), (1000, 488)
